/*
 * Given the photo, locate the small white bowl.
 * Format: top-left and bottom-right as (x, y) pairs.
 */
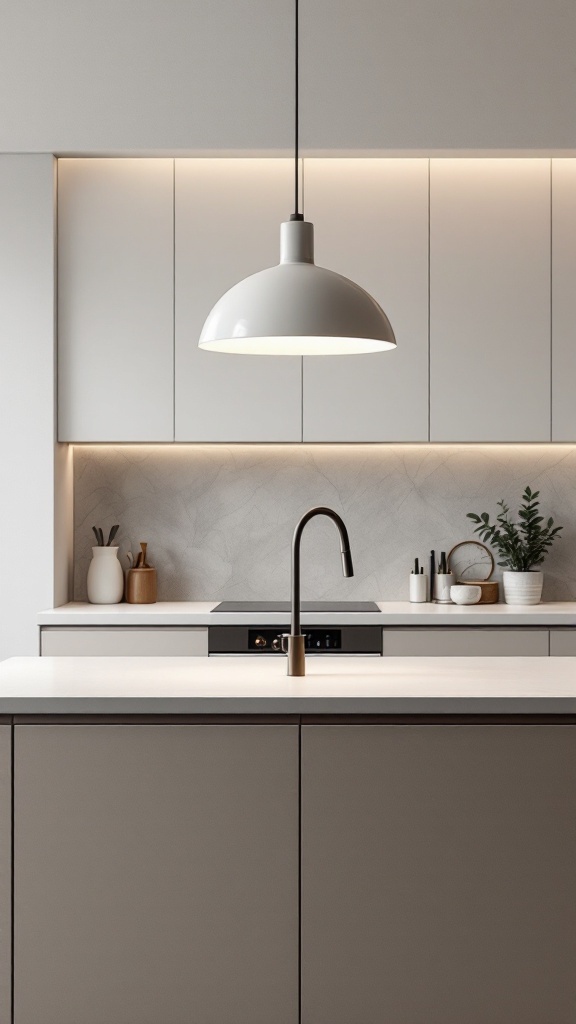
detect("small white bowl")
(450, 584), (482, 605)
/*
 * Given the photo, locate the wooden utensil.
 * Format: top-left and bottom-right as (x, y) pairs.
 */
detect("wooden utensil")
(106, 524), (119, 546)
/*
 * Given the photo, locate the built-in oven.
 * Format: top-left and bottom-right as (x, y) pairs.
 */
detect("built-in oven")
(208, 601), (383, 656)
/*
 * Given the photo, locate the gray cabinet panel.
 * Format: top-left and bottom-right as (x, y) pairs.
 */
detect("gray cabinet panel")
(40, 626), (208, 656)
(15, 725), (298, 1024)
(0, 728), (11, 1024)
(550, 628), (576, 656)
(302, 724), (576, 1024)
(382, 627), (549, 656)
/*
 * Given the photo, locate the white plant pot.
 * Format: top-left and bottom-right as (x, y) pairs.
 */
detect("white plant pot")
(502, 570), (543, 606)
(87, 546), (124, 604)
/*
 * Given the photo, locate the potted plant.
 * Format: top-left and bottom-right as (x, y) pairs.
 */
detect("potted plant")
(467, 487), (563, 605)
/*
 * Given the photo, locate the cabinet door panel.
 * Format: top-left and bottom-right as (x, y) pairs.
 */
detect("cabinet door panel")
(175, 159), (302, 441)
(382, 627), (549, 656)
(0, 728), (11, 1024)
(40, 626), (208, 656)
(15, 725), (298, 1024)
(552, 159), (576, 440)
(302, 159), (429, 441)
(302, 724), (576, 1024)
(430, 159), (550, 441)
(550, 628), (576, 656)
(58, 159), (174, 441)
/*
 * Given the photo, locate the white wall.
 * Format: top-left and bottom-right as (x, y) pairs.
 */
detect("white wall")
(0, 156), (70, 658)
(0, 1), (574, 155)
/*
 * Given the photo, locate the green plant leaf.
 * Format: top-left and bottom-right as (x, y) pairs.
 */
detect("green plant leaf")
(466, 487), (562, 572)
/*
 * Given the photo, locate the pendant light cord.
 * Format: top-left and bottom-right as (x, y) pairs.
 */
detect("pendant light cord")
(292, 0), (303, 220)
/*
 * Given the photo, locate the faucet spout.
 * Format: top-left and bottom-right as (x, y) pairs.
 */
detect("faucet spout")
(341, 548), (354, 579)
(283, 506), (354, 676)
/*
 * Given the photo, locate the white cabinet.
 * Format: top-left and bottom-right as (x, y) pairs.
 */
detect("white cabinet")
(430, 159), (551, 441)
(58, 159), (174, 442)
(57, 158), (564, 444)
(40, 627), (208, 657)
(552, 159), (576, 440)
(302, 159), (429, 441)
(382, 628), (549, 657)
(175, 159), (302, 441)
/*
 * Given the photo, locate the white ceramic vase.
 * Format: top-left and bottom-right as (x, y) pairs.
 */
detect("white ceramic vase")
(87, 546), (124, 604)
(502, 570), (544, 606)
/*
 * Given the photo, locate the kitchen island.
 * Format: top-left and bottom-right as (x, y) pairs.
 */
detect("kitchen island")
(1, 655), (576, 1024)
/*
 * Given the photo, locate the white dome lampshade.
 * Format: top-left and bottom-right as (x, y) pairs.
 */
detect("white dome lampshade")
(199, 219), (397, 356)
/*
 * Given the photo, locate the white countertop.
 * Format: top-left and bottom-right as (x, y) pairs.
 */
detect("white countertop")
(1, 655), (576, 714)
(38, 600), (576, 627)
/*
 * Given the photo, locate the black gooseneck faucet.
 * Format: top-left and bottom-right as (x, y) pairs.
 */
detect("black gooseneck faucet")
(281, 507), (354, 676)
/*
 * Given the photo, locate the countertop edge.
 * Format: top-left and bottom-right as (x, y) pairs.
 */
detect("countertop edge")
(37, 601), (576, 627)
(4, 697), (576, 715)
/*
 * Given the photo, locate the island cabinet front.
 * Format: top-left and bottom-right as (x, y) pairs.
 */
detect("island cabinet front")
(10, 718), (576, 1024)
(13, 724), (299, 1024)
(301, 723), (576, 1024)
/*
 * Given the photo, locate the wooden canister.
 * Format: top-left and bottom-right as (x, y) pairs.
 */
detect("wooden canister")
(467, 579), (499, 604)
(125, 567), (157, 604)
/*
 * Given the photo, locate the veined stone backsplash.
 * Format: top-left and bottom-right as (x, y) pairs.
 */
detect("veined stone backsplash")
(74, 445), (576, 603)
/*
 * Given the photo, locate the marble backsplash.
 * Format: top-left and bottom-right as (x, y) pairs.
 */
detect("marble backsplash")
(74, 445), (576, 603)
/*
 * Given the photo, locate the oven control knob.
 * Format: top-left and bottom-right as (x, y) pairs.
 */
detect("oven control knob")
(254, 635), (267, 649)
(271, 637), (282, 651)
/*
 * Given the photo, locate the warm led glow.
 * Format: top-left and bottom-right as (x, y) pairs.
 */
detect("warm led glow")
(73, 443), (576, 451)
(199, 336), (396, 355)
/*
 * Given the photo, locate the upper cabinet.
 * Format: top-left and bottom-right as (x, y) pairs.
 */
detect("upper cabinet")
(58, 158), (567, 445)
(58, 159), (174, 442)
(430, 159), (551, 442)
(302, 160), (429, 442)
(174, 159), (302, 442)
(552, 159), (576, 441)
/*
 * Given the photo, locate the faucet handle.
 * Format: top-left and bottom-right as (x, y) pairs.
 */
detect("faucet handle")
(280, 633), (290, 654)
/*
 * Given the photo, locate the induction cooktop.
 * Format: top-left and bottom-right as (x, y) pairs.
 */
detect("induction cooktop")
(212, 601), (380, 613)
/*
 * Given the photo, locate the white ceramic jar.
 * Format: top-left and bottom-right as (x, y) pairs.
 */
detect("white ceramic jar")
(434, 572), (456, 603)
(409, 574), (428, 603)
(502, 570), (544, 605)
(87, 546), (124, 604)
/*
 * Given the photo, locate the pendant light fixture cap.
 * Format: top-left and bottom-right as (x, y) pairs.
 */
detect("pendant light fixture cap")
(199, 219), (397, 356)
(280, 218), (314, 263)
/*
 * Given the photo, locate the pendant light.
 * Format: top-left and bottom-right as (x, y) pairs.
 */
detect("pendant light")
(199, 0), (397, 356)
